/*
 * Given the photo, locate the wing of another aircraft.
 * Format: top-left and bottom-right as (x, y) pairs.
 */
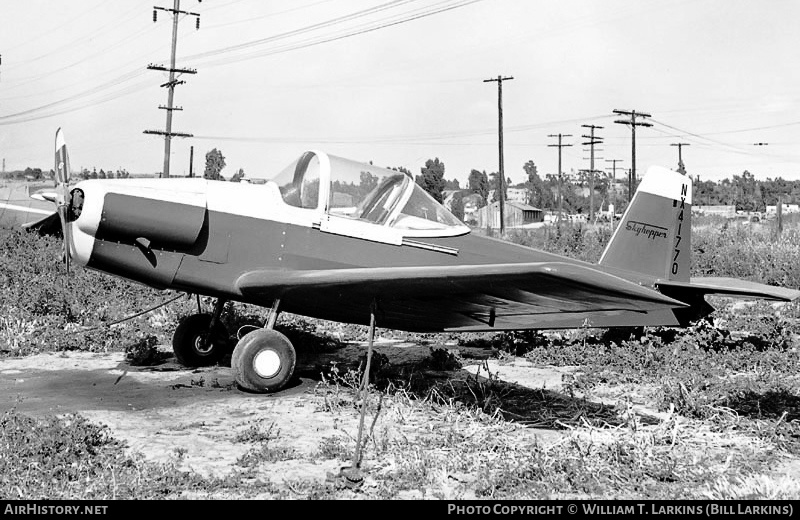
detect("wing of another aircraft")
(236, 262), (689, 332)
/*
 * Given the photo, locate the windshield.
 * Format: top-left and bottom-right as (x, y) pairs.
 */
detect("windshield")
(326, 156), (407, 223)
(391, 182), (465, 231)
(271, 152), (468, 236)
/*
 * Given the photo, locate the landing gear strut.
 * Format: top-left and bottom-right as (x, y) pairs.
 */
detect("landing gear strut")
(232, 299), (297, 393)
(172, 298), (230, 367)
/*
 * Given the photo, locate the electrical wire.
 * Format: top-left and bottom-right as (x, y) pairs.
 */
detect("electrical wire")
(0, 0), (483, 123)
(191, 113), (608, 145)
(187, 0), (484, 69)
(201, 0), (338, 31)
(182, 0), (421, 62)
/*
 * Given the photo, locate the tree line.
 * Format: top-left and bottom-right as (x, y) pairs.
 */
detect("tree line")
(8, 148), (799, 214)
(415, 158), (800, 214)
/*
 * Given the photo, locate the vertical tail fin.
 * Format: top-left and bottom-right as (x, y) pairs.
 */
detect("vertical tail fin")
(599, 166), (692, 281)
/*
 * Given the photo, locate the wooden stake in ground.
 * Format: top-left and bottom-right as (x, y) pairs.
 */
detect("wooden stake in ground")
(336, 305), (377, 488)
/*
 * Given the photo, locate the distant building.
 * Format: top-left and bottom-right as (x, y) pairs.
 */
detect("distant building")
(461, 193), (484, 223)
(506, 187), (528, 203)
(476, 200), (543, 229)
(692, 205), (736, 218)
(487, 187), (528, 204)
(766, 204), (800, 214)
(444, 191), (484, 223)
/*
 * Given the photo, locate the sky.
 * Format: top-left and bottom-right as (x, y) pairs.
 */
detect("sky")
(1, 0), (799, 185)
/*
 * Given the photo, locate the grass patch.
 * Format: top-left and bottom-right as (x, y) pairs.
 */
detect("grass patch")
(0, 408), (212, 499)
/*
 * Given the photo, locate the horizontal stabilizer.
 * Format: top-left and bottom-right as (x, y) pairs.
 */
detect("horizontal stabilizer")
(31, 189), (58, 203)
(657, 277), (800, 302)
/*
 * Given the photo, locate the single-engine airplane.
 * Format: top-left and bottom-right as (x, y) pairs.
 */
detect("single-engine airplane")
(22, 129), (800, 392)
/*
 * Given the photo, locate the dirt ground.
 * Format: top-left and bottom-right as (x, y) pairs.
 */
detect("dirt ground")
(0, 340), (586, 484)
(3, 337), (796, 498)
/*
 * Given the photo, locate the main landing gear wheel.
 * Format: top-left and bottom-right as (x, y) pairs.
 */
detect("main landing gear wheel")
(232, 329), (296, 393)
(172, 313), (230, 367)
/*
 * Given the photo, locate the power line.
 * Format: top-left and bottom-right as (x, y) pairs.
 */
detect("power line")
(202, 0), (337, 31)
(183, 0), (484, 69)
(1, 0), (110, 55)
(2, 2), (147, 80)
(0, 0), (483, 125)
(182, 0), (421, 62)
(0, 69), (148, 123)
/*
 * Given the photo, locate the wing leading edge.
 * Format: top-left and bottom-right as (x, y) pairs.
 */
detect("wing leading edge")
(236, 262), (688, 332)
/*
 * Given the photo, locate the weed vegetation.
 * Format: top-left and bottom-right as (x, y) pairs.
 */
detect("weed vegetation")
(1, 220), (799, 499)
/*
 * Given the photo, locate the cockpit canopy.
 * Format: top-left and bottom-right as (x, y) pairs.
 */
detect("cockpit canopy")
(270, 151), (469, 237)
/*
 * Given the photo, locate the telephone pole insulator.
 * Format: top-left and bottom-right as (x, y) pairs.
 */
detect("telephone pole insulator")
(144, 130), (194, 138)
(147, 63), (197, 74)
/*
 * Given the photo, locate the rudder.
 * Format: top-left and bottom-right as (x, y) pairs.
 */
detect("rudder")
(599, 166), (692, 282)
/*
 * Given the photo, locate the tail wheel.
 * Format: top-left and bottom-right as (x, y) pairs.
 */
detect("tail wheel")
(232, 329), (296, 393)
(172, 313), (229, 367)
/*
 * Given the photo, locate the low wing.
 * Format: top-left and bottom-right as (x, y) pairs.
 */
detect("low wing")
(236, 262), (688, 332)
(657, 278), (800, 302)
(21, 211), (61, 235)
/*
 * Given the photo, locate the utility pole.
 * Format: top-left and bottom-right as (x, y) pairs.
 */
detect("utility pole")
(144, 0), (201, 177)
(671, 142), (690, 174)
(582, 124), (603, 222)
(189, 146), (194, 178)
(605, 158), (623, 222)
(613, 109), (651, 201)
(548, 134), (572, 224)
(484, 75), (513, 233)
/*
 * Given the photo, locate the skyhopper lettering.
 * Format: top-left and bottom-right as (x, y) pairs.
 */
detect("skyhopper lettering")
(625, 221), (668, 241)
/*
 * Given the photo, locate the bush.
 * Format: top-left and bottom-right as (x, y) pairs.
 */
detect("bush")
(0, 230), (194, 356)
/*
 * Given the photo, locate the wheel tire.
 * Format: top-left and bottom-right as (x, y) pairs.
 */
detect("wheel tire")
(172, 313), (229, 367)
(232, 329), (296, 393)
